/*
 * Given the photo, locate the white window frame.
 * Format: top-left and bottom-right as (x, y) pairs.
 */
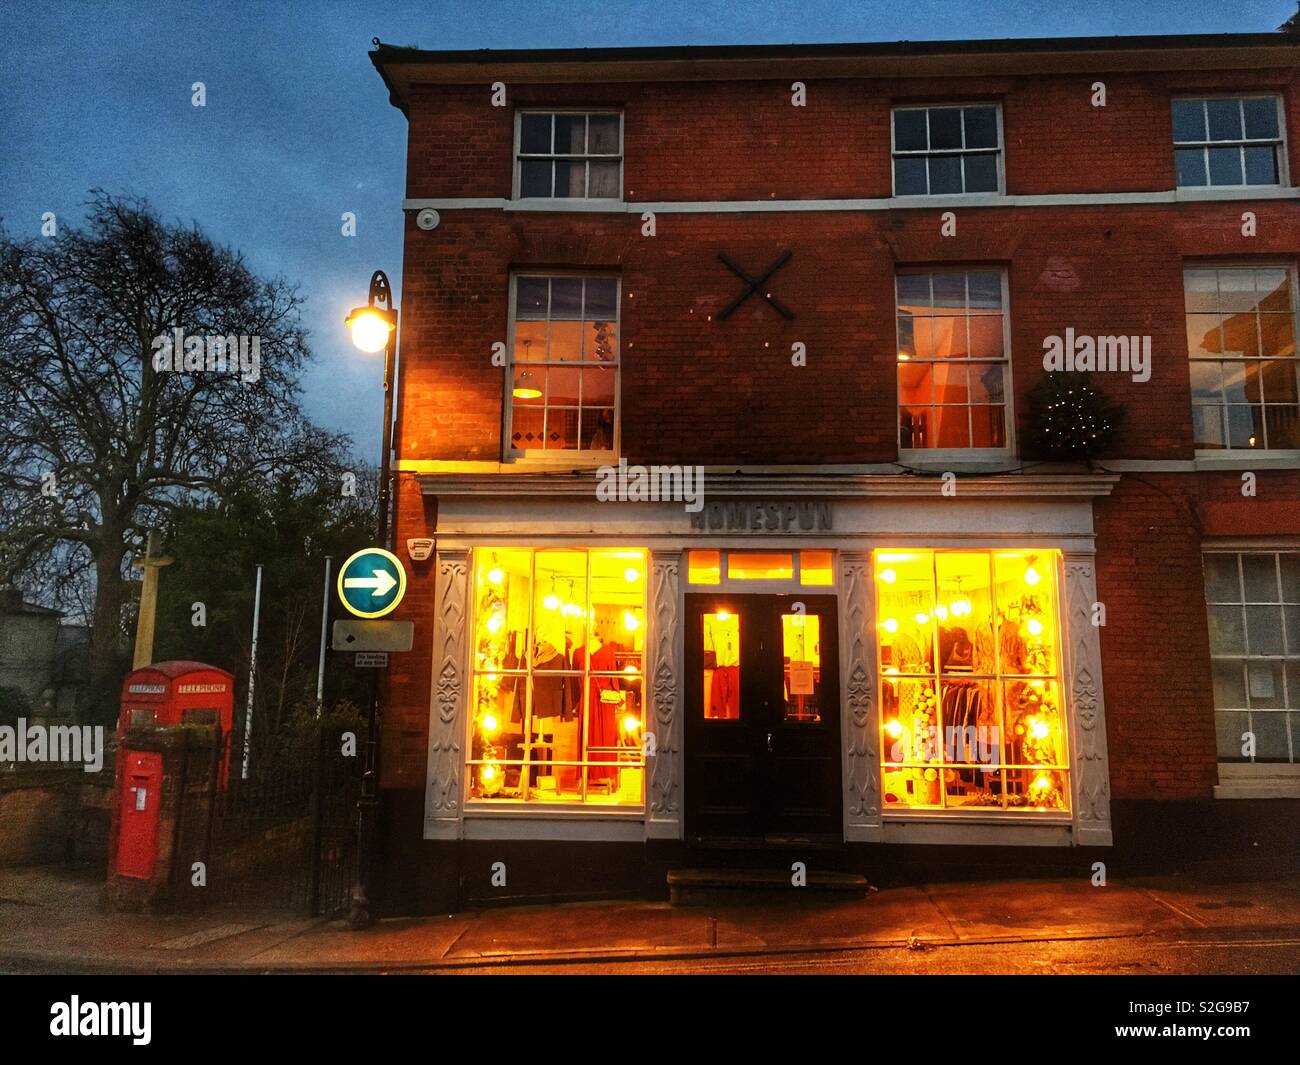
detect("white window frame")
(895, 267), (1016, 464)
(1171, 94), (1289, 191)
(1185, 259), (1300, 457)
(1201, 546), (1300, 793)
(504, 272), (621, 465)
(684, 548), (837, 593)
(890, 102), (1006, 198)
(512, 109), (624, 202)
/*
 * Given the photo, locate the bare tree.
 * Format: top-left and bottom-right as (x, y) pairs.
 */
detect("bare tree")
(0, 192), (351, 720)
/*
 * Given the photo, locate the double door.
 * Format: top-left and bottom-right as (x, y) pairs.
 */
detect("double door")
(683, 594), (841, 843)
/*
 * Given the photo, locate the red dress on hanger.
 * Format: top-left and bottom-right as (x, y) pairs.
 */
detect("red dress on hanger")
(573, 641), (619, 785)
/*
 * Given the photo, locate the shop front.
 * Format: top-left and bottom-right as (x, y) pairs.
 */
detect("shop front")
(415, 471), (1117, 900)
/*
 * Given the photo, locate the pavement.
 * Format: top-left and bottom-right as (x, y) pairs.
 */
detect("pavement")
(0, 864), (1297, 973)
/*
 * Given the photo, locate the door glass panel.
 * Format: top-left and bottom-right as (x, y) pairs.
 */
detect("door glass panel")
(703, 610), (740, 720)
(781, 613), (821, 723)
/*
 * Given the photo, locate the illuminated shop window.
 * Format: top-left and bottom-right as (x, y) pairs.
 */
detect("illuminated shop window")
(1185, 264), (1299, 451)
(896, 269), (1012, 455)
(686, 549), (834, 586)
(468, 547), (647, 806)
(1202, 551), (1300, 764)
(876, 549), (1069, 813)
(508, 274), (619, 456)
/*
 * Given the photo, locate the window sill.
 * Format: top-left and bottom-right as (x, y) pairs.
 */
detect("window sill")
(508, 198), (626, 212)
(897, 451), (1020, 474)
(1214, 762), (1300, 800)
(1172, 185), (1292, 201)
(503, 452), (617, 471)
(1193, 451), (1300, 471)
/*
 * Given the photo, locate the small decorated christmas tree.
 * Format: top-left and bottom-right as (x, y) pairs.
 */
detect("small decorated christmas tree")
(1024, 372), (1125, 461)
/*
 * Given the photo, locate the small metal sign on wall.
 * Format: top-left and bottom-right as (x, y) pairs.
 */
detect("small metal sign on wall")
(717, 251), (795, 320)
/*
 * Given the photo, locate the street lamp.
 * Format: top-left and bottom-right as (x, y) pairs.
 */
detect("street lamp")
(345, 269), (398, 927)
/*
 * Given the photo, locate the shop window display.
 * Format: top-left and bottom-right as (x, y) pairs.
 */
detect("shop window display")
(876, 549), (1069, 813)
(468, 547), (647, 805)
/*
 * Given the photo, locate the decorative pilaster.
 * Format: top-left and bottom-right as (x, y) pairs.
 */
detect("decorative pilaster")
(1062, 553), (1113, 846)
(646, 550), (683, 838)
(425, 547), (468, 839)
(839, 549), (882, 841)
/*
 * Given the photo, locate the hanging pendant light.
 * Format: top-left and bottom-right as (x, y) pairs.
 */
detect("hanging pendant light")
(512, 368), (542, 400)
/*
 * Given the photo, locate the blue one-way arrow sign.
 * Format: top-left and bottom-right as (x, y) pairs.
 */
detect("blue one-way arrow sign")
(337, 547), (407, 619)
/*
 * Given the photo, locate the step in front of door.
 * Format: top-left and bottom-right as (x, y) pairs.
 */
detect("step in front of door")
(667, 867), (872, 906)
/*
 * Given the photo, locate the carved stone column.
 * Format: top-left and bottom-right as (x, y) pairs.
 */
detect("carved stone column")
(839, 549), (882, 841)
(1062, 553), (1113, 846)
(646, 550), (683, 839)
(425, 547), (468, 839)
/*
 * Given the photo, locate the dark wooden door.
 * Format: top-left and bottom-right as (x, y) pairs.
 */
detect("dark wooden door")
(684, 593), (842, 844)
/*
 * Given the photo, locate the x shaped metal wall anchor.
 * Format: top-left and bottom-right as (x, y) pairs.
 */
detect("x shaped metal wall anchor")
(716, 250), (795, 320)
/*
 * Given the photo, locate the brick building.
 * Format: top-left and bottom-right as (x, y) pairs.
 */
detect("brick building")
(367, 33), (1300, 913)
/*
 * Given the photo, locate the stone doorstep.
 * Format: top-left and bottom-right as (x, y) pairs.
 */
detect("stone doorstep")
(667, 867), (872, 905)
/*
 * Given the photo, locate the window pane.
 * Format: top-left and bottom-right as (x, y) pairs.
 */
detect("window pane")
(587, 114), (620, 154)
(1242, 97), (1279, 140)
(1216, 709), (1250, 761)
(553, 159), (583, 196)
(894, 109), (928, 151)
(520, 113), (552, 153)
(1212, 660), (1246, 709)
(929, 107), (962, 150)
(519, 159), (552, 197)
(728, 552), (794, 580)
(554, 114), (585, 153)
(687, 549), (721, 585)
(931, 272), (966, 310)
(510, 405), (544, 450)
(516, 277), (549, 318)
(1206, 98), (1242, 140)
(584, 161), (615, 198)
(897, 274), (931, 309)
(1252, 709), (1290, 761)
(1247, 662), (1285, 709)
(546, 407), (580, 449)
(533, 550), (586, 668)
(963, 153), (998, 192)
(549, 319), (582, 361)
(514, 319), (546, 361)
(1264, 407), (1300, 449)
(963, 106), (998, 148)
(584, 278), (619, 320)
(1207, 146), (1243, 186)
(1242, 145), (1277, 186)
(1225, 404), (1262, 448)
(1186, 314), (1222, 356)
(1192, 404), (1226, 449)
(934, 407), (970, 447)
(1244, 604), (1284, 655)
(800, 550), (834, 586)
(1280, 555), (1300, 603)
(937, 552), (995, 672)
(1259, 314), (1295, 358)
(581, 366), (615, 405)
(1203, 554), (1241, 602)
(782, 613), (822, 722)
(511, 367), (544, 403)
(589, 549), (646, 660)
(927, 317), (968, 358)
(584, 319), (617, 363)
(971, 405), (1006, 448)
(1171, 99), (1206, 142)
(1183, 269), (1219, 314)
(894, 156), (927, 195)
(968, 316), (1005, 359)
(551, 278), (583, 318)
(928, 154), (962, 194)
(933, 362), (968, 403)
(547, 365), (580, 406)
(579, 408), (614, 451)
(1241, 554), (1279, 601)
(967, 271), (1003, 313)
(1208, 604), (1245, 653)
(703, 611), (740, 720)
(1175, 148), (1207, 187)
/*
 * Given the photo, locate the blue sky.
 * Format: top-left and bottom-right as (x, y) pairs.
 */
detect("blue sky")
(2, 0), (1295, 464)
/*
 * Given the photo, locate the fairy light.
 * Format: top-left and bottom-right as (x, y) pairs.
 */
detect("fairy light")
(1026, 618), (1044, 636)
(624, 567), (640, 582)
(881, 618), (899, 633)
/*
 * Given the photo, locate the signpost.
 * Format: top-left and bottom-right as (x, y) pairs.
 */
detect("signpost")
(337, 547), (407, 619)
(332, 619), (415, 652)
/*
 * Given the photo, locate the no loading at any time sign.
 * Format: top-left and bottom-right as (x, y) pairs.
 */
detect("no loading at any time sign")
(337, 547), (407, 619)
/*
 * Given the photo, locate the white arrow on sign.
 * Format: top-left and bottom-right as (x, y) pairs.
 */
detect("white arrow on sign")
(344, 568), (398, 598)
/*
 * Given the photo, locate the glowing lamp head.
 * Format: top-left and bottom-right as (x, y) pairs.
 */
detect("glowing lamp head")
(622, 715), (639, 734)
(623, 610), (640, 632)
(623, 567), (640, 583)
(485, 613), (504, 635)
(884, 720), (903, 738)
(543, 594), (560, 611)
(1030, 773), (1052, 793)
(346, 306), (395, 353)
(1023, 565), (1041, 586)
(878, 568), (897, 584)
(715, 610), (731, 621)
(934, 604), (948, 621)
(1026, 618), (1044, 637)
(881, 618), (899, 634)
(486, 566), (504, 586)
(914, 612), (930, 625)
(512, 369), (542, 399)
(1029, 719), (1050, 740)
(482, 713), (499, 735)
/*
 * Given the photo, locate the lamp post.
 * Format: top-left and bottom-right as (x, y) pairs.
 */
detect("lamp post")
(345, 269), (398, 927)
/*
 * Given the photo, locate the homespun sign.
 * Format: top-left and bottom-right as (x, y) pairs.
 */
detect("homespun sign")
(690, 501), (833, 532)
(338, 547), (407, 619)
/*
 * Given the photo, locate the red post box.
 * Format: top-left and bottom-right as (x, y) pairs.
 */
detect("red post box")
(108, 661), (236, 900)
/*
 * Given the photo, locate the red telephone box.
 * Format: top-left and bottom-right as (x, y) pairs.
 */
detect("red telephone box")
(110, 661), (236, 888)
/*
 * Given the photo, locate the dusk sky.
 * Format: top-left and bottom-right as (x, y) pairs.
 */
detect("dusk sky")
(2, 0), (1294, 465)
